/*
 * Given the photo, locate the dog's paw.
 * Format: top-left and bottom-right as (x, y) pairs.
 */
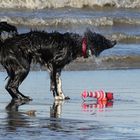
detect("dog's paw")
(55, 96), (65, 100)
(25, 96), (33, 101)
(20, 96), (33, 102)
(14, 96), (33, 104)
(55, 95), (70, 100)
(65, 96), (70, 100)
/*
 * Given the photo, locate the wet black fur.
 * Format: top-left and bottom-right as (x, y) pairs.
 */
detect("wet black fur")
(0, 25), (116, 100)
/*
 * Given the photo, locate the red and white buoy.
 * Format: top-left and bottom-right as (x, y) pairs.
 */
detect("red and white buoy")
(81, 90), (113, 101)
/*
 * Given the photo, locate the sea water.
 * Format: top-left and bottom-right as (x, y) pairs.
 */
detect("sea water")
(0, 70), (140, 139)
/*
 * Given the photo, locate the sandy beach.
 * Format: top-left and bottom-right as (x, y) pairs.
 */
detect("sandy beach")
(0, 70), (140, 139)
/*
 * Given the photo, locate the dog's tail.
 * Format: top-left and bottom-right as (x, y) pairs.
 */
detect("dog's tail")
(0, 22), (18, 41)
(0, 22), (18, 54)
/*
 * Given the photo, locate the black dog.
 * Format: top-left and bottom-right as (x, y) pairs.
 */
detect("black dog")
(0, 27), (116, 101)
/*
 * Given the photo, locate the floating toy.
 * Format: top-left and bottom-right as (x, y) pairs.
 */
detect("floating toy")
(82, 90), (113, 101)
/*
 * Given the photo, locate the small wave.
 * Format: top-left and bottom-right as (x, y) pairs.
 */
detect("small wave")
(114, 18), (140, 25)
(1, 16), (140, 27)
(0, 0), (140, 9)
(1, 16), (140, 44)
(0, 16), (114, 26)
(66, 55), (140, 70)
(0, 15), (140, 26)
(111, 33), (140, 43)
(100, 55), (140, 63)
(95, 55), (140, 69)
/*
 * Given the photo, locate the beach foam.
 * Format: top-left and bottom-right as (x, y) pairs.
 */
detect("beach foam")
(0, 0), (140, 9)
(1, 16), (140, 27)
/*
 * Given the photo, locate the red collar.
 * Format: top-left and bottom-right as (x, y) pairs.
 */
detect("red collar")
(82, 37), (87, 58)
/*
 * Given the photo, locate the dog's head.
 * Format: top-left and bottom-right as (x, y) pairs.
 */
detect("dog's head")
(84, 29), (116, 57)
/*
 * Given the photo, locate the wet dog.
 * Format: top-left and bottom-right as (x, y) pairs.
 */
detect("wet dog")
(0, 25), (116, 101)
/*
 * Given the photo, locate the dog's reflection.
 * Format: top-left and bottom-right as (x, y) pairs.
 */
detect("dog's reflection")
(6, 99), (64, 118)
(47, 100), (64, 131)
(5, 99), (64, 131)
(6, 99), (36, 115)
(50, 100), (64, 118)
(5, 99), (36, 131)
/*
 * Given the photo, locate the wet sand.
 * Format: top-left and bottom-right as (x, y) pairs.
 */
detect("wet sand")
(0, 69), (140, 139)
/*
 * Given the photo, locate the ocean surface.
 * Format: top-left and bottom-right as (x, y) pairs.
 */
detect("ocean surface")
(0, 70), (140, 139)
(0, 0), (140, 69)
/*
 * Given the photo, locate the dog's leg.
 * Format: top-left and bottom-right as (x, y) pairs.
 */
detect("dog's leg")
(49, 66), (64, 99)
(55, 69), (70, 100)
(48, 64), (69, 100)
(5, 66), (31, 101)
(13, 67), (31, 101)
(48, 64), (57, 97)
(49, 70), (56, 97)
(5, 77), (20, 100)
(50, 67), (65, 100)
(55, 70), (65, 100)
(48, 64), (61, 98)
(5, 66), (21, 100)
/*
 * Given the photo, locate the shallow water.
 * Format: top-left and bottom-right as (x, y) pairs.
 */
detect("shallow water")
(0, 70), (140, 139)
